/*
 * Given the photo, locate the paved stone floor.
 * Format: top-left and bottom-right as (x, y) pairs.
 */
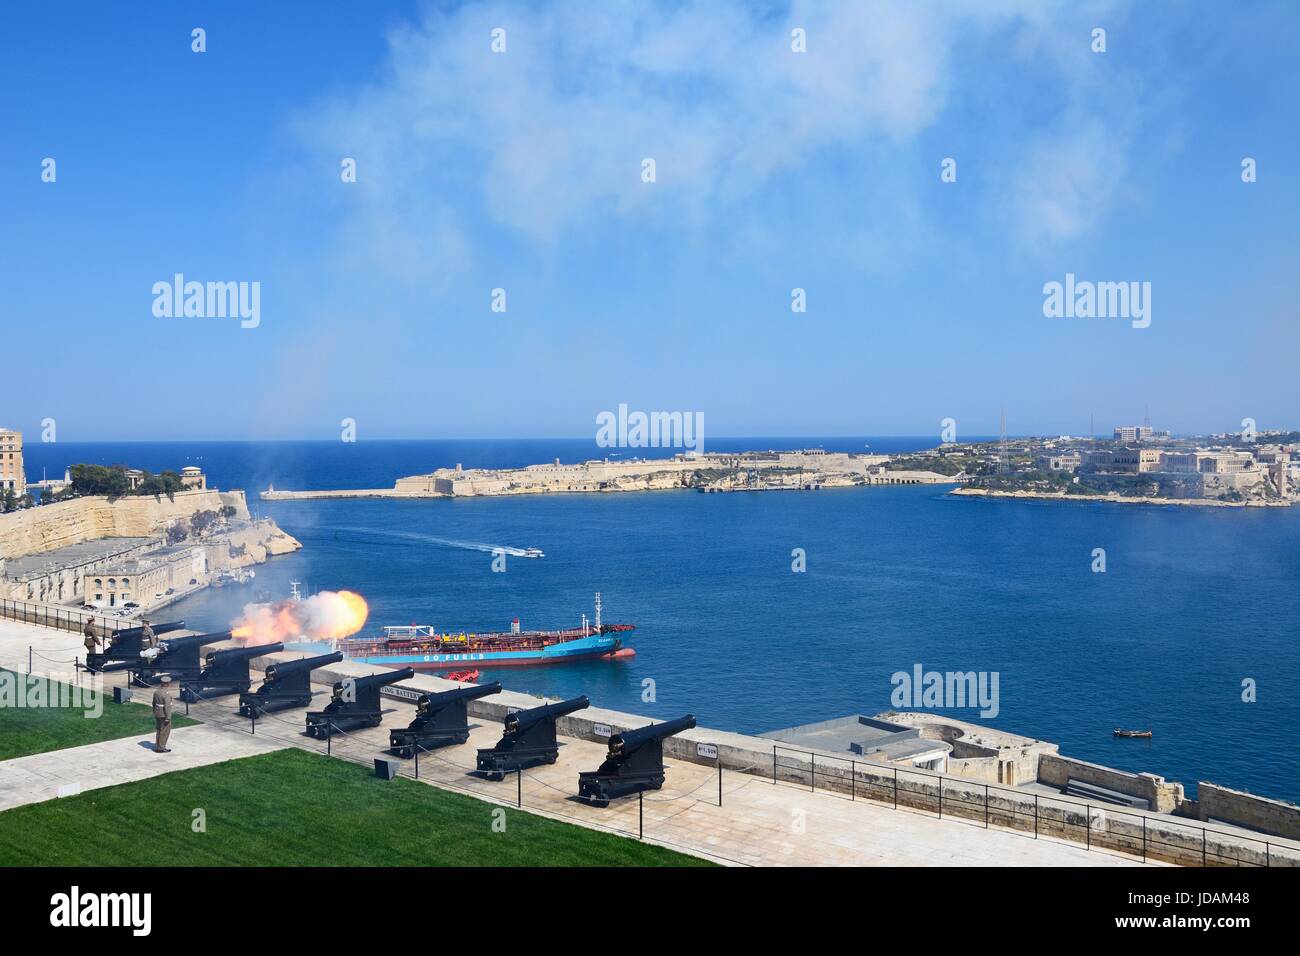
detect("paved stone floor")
(181, 685), (1145, 866)
(0, 725), (284, 812)
(0, 617), (1150, 866)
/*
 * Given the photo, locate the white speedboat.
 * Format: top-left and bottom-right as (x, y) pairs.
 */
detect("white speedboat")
(524, 547), (544, 558)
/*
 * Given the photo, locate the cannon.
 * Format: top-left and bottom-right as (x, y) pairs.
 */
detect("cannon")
(305, 667), (416, 738)
(130, 631), (229, 685)
(577, 714), (697, 806)
(476, 696), (589, 780)
(180, 642), (284, 703)
(85, 621), (185, 673)
(389, 681), (502, 758)
(238, 651), (343, 716)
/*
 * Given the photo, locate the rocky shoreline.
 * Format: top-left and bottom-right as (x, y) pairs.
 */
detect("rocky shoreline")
(949, 487), (1292, 508)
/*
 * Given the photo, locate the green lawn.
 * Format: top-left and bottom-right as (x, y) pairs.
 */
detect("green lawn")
(0, 669), (198, 761)
(0, 748), (713, 866)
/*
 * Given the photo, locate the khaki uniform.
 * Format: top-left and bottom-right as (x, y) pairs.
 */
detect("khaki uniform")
(152, 688), (172, 752)
(141, 622), (158, 649)
(83, 620), (100, 655)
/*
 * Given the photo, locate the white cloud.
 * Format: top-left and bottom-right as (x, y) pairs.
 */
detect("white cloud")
(295, 0), (1142, 274)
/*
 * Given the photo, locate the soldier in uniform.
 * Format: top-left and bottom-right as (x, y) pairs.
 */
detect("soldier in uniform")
(152, 674), (173, 753)
(82, 618), (101, 657)
(140, 618), (157, 650)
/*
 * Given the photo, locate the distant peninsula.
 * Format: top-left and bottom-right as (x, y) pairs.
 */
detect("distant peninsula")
(261, 427), (1297, 508)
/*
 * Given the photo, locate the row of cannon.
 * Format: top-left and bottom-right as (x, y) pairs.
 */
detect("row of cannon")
(85, 622), (698, 806)
(306, 666), (698, 805)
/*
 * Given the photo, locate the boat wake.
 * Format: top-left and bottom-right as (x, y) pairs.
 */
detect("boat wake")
(330, 526), (529, 557)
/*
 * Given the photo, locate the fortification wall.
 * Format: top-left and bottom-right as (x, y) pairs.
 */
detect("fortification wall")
(1039, 753), (1185, 813)
(1197, 782), (1300, 840)
(0, 490), (250, 559)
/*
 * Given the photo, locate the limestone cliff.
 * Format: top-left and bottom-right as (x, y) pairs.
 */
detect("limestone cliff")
(0, 489), (252, 559)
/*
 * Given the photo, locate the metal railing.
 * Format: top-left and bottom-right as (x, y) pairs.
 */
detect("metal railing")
(772, 744), (1292, 867)
(0, 597), (128, 639)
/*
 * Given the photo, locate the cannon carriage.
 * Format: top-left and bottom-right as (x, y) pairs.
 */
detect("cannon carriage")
(85, 621), (185, 673)
(238, 651), (343, 717)
(180, 642), (285, 702)
(475, 696), (589, 780)
(304, 667), (416, 738)
(389, 681), (502, 758)
(577, 714), (697, 806)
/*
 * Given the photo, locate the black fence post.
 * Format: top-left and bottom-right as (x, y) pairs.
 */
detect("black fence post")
(810, 753), (815, 793)
(1086, 804), (1091, 849)
(850, 760), (855, 801)
(638, 791), (643, 840)
(414, 745), (419, 780)
(717, 764), (722, 807)
(1034, 795), (1039, 839)
(938, 777), (943, 819)
(772, 745), (777, 785)
(516, 768), (522, 808)
(893, 768), (898, 808)
(984, 784), (989, 828)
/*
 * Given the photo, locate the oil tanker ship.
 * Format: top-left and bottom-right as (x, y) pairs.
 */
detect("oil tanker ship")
(335, 593), (634, 670)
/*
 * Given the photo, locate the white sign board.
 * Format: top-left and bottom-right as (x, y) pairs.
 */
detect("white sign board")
(593, 723), (613, 738)
(380, 684), (423, 704)
(697, 742), (719, 760)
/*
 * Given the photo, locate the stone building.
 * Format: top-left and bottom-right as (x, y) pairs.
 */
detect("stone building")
(0, 429), (23, 496)
(82, 544), (207, 610)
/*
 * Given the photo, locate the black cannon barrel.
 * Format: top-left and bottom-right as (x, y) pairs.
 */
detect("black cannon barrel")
(112, 621), (185, 641)
(339, 667), (416, 691)
(505, 695), (589, 734)
(610, 715), (697, 755)
(159, 630), (231, 650)
(266, 651), (343, 679)
(207, 641), (284, 664)
(423, 681), (502, 706)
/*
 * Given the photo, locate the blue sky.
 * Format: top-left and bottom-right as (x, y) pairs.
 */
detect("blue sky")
(2, 1), (1297, 441)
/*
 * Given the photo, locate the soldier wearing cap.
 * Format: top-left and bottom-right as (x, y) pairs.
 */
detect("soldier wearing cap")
(152, 675), (173, 753)
(82, 617), (101, 657)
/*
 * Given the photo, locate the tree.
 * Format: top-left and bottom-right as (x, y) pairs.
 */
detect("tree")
(69, 464), (131, 499)
(189, 509), (218, 537)
(136, 469), (184, 500)
(0, 488), (17, 513)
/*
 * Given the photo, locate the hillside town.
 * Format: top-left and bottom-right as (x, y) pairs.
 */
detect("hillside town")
(945, 422), (1296, 506)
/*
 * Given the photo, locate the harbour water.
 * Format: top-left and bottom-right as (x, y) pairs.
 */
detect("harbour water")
(24, 439), (1300, 802)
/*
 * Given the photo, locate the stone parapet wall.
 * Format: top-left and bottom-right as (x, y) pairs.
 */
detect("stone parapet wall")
(1198, 783), (1300, 841)
(0, 490), (251, 560)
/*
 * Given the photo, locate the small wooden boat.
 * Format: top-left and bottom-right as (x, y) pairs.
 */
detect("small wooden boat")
(1113, 728), (1153, 738)
(445, 669), (482, 683)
